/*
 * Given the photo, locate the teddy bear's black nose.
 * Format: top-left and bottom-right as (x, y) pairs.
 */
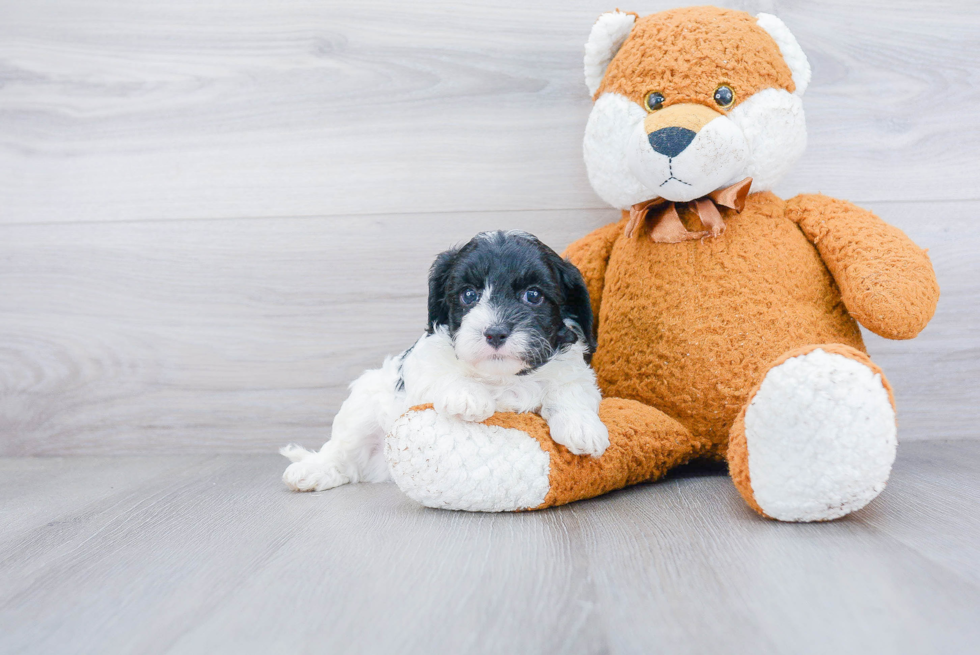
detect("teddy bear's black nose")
(648, 127), (697, 158)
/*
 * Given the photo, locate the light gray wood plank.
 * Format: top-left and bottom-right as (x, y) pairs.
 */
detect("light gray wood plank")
(855, 440), (980, 587)
(0, 456), (205, 551)
(0, 207), (615, 455)
(1, 442), (979, 654)
(0, 455), (605, 655)
(0, 455), (317, 654)
(569, 465), (980, 655)
(1, 0), (977, 226)
(0, 200), (975, 455)
(0, 456), (233, 607)
(166, 488), (607, 655)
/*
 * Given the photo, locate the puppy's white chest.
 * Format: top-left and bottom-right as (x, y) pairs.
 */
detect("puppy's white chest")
(488, 377), (546, 414)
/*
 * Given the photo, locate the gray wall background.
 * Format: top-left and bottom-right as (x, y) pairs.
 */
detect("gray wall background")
(1, 0), (977, 454)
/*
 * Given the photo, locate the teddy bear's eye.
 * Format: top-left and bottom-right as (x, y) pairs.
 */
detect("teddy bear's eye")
(713, 85), (735, 109)
(644, 91), (665, 112)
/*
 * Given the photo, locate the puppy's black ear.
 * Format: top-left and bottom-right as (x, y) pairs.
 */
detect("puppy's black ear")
(556, 258), (596, 355)
(427, 247), (458, 333)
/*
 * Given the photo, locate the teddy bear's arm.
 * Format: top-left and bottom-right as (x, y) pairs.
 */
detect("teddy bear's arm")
(786, 194), (940, 340)
(562, 218), (626, 331)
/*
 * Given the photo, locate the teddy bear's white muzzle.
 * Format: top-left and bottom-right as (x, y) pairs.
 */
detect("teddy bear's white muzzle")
(627, 115), (749, 203)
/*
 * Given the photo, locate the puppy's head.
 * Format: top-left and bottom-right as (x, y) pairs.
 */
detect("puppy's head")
(427, 231), (594, 376)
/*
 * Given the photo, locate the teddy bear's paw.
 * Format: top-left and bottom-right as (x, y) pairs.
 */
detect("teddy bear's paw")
(434, 385), (496, 423)
(385, 408), (550, 512)
(742, 348), (897, 522)
(547, 410), (610, 458)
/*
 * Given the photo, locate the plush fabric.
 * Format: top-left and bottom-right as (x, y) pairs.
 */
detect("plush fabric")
(584, 10), (637, 97)
(386, 403), (552, 512)
(583, 8), (810, 209)
(562, 218), (621, 329)
(787, 194), (940, 339)
(384, 5), (941, 521)
(596, 7), (796, 104)
(727, 344), (897, 520)
(755, 13), (811, 95)
(487, 398), (711, 509)
(581, 191), (869, 453)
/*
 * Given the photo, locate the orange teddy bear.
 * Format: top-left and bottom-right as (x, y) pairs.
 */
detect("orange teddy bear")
(385, 6), (940, 522)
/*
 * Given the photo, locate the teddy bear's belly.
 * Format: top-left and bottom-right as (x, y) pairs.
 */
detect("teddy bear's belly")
(592, 199), (864, 454)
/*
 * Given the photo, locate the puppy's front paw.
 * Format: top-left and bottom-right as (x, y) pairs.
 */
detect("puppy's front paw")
(283, 457), (349, 492)
(435, 386), (496, 422)
(548, 411), (610, 457)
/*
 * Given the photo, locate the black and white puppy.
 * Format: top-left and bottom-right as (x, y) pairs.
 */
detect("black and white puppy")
(281, 230), (608, 492)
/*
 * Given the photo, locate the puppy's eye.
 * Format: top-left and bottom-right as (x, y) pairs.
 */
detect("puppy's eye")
(459, 288), (481, 306)
(713, 85), (735, 109)
(644, 91), (665, 112)
(522, 288), (543, 306)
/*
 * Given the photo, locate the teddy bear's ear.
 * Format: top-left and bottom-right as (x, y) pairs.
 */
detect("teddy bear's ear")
(756, 13), (811, 96)
(584, 10), (636, 97)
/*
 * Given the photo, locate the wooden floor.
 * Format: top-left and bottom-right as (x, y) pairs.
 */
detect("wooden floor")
(2, 440), (979, 655)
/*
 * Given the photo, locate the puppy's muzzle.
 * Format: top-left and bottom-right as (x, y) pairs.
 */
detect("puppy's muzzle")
(644, 103), (723, 157)
(484, 325), (511, 349)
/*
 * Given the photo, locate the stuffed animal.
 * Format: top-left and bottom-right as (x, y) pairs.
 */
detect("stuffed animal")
(385, 6), (940, 521)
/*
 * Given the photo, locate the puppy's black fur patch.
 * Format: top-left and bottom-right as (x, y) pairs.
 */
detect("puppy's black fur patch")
(426, 231), (595, 369)
(394, 342), (415, 392)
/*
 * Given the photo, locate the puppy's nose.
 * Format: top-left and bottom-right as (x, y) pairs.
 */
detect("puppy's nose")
(648, 126), (697, 157)
(484, 326), (510, 349)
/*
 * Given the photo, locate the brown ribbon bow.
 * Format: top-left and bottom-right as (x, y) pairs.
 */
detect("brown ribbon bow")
(624, 177), (753, 243)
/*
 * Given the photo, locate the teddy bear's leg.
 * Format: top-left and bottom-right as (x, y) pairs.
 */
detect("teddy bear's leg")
(385, 398), (708, 512)
(727, 344), (898, 522)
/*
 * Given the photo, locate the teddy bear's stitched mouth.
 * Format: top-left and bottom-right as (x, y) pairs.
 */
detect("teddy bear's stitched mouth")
(660, 176), (691, 187)
(659, 159), (692, 187)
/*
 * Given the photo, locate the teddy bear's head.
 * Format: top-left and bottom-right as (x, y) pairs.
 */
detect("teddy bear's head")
(583, 6), (811, 208)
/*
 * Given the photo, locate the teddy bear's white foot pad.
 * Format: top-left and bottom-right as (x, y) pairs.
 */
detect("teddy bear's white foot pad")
(385, 409), (550, 512)
(744, 348), (897, 522)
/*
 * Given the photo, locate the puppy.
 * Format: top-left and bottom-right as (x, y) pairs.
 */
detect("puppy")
(281, 230), (609, 492)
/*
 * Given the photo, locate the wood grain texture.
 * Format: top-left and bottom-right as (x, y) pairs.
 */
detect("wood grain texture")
(1, 441), (979, 654)
(857, 439), (980, 588)
(0, 207), (612, 454)
(0, 200), (975, 455)
(0, 0), (976, 454)
(1, 0), (978, 225)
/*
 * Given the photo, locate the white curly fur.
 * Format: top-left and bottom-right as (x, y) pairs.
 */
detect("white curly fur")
(281, 329), (606, 492)
(756, 13), (811, 96)
(386, 408), (551, 512)
(582, 12), (811, 208)
(744, 349), (897, 521)
(584, 87), (806, 207)
(584, 10), (635, 96)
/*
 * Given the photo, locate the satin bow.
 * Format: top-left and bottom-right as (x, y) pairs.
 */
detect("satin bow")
(624, 178), (753, 243)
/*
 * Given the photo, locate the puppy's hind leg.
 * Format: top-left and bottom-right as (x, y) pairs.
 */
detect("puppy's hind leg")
(282, 368), (394, 492)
